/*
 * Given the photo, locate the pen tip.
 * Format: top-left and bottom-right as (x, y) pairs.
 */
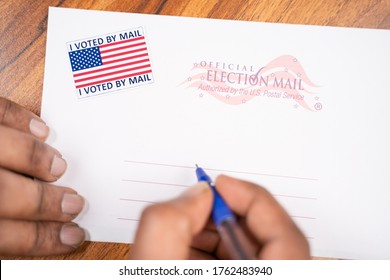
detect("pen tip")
(195, 164), (198, 168)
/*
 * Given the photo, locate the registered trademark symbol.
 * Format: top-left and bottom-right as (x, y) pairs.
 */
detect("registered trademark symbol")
(314, 102), (323, 110)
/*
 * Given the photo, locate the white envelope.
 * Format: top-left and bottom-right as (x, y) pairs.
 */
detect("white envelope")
(41, 7), (390, 259)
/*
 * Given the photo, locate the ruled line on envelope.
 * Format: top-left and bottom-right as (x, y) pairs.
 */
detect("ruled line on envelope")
(117, 213), (316, 222)
(124, 160), (318, 181)
(118, 198), (317, 220)
(121, 178), (190, 188)
(116, 215), (315, 240)
(120, 179), (317, 200)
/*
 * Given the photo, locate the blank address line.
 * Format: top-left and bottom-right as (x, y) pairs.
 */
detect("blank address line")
(124, 160), (318, 181)
(121, 179), (317, 200)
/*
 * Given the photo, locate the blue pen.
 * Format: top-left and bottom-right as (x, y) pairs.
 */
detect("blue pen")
(195, 165), (255, 260)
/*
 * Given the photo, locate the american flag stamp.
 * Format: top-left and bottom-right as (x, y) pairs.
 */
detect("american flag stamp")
(67, 27), (153, 98)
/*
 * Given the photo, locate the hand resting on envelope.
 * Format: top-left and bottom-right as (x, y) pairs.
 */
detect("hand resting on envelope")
(130, 175), (310, 259)
(0, 97), (85, 256)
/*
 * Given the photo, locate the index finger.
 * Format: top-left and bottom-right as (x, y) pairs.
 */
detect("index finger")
(215, 175), (310, 259)
(0, 97), (49, 140)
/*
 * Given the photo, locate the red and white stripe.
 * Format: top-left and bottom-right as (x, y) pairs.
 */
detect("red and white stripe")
(73, 36), (152, 89)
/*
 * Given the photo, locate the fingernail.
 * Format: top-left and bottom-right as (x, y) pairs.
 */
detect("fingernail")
(29, 118), (49, 139)
(51, 155), (67, 178)
(60, 224), (86, 248)
(181, 182), (209, 198)
(62, 193), (85, 215)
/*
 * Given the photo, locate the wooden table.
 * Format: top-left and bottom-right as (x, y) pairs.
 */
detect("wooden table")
(1, 0), (389, 260)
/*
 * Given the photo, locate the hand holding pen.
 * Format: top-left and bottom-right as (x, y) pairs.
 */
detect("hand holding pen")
(131, 174), (309, 259)
(195, 165), (255, 259)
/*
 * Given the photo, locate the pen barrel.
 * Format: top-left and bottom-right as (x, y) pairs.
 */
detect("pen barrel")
(217, 218), (256, 260)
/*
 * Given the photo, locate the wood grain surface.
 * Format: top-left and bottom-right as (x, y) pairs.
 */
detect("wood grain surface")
(1, 0), (389, 260)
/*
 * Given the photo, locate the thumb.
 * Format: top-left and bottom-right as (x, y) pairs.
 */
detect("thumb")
(130, 182), (212, 259)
